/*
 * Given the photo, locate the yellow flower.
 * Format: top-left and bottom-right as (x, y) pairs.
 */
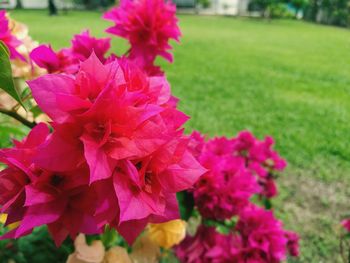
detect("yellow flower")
(147, 219), (186, 249)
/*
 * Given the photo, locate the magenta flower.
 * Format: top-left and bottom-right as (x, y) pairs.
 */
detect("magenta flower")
(70, 30), (111, 63)
(0, 124), (49, 229)
(342, 219), (350, 232)
(234, 205), (288, 262)
(30, 30), (111, 74)
(20, 52), (205, 244)
(103, 0), (181, 74)
(30, 45), (76, 74)
(194, 131), (286, 200)
(0, 124), (101, 246)
(175, 225), (233, 263)
(285, 231), (300, 257)
(0, 10), (25, 60)
(194, 156), (259, 220)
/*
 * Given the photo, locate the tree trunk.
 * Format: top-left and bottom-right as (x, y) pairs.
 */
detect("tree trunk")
(48, 0), (58, 15)
(16, 0), (23, 9)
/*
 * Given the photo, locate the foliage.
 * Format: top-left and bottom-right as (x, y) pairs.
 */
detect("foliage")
(303, 0), (350, 27)
(0, 226), (73, 263)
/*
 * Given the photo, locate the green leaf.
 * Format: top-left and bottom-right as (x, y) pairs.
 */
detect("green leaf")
(30, 105), (43, 118)
(0, 41), (25, 108)
(177, 191), (195, 221)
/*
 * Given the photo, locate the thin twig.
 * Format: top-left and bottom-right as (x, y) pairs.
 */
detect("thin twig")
(0, 108), (36, 128)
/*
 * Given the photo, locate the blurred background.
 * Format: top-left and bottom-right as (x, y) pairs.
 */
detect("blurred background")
(0, 0), (350, 262)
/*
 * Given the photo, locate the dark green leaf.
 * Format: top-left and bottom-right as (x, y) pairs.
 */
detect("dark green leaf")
(177, 191), (195, 221)
(0, 41), (24, 108)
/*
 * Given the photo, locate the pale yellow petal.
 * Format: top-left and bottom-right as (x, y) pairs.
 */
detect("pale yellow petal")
(130, 235), (160, 263)
(103, 246), (132, 263)
(147, 219), (186, 249)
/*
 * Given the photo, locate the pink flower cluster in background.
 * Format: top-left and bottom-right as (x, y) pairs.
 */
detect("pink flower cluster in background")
(191, 130), (287, 221)
(103, 0), (181, 75)
(30, 30), (111, 74)
(176, 207), (300, 262)
(175, 131), (299, 262)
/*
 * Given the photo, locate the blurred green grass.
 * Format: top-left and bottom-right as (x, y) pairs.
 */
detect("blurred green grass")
(4, 9), (350, 262)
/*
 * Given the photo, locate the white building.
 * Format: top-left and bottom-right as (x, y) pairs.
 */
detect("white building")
(175, 0), (250, 16)
(0, 0), (72, 9)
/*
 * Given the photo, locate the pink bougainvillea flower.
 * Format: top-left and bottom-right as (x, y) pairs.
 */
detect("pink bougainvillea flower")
(70, 30), (111, 63)
(0, 123), (50, 229)
(30, 30), (111, 74)
(175, 225), (233, 263)
(0, 123), (101, 246)
(30, 44), (77, 74)
(285, 231), (300, 257)
(103, 0), (181, 74)
(194, 156), (259, 220)
(26, 52), (205, 244)
(15, 164), (100, 246)
(0, 10), (25, 60)
(234, 205), (288, 262)
(191, 131), (286, 202)
(342, 219), (350, 232)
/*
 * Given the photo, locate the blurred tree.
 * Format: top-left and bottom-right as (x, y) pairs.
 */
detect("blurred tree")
(48, 0), (58, 15)
(290, 0), (308, 17)
(16, 0), (23, 9)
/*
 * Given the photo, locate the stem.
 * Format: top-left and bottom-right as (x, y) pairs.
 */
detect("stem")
(0, 108), (36, 128)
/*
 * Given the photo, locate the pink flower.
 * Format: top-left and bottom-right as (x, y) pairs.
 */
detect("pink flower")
(234, 205), (288, 262)
(175, 225), (233, 263)
(285, 231), (300, 257)
(70, 30), (111, 63)
(195, 131), (286, 199)
(24, 52), (205, 244)
(342, 219), (350, 232)
(0, 124), (101, 246)
(0, 124), (49, 224)
(30, 30), (111, 74)
(30, 45), (76, 74)
(0, 10), (25, 60)
(103, 0), (181, 74)
(194, 156), (259, 220)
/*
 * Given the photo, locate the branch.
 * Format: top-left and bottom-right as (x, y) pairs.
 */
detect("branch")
(0, 108), (36, 128)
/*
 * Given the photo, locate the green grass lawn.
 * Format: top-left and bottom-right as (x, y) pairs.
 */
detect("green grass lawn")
(7, 9), (350, 262)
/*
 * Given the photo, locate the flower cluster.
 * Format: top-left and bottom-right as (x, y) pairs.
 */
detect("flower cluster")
(175, 131), (299, 262)
(0, 0), (206, 247)
(0, 53), (205, 246)
(190, 130), (286, 221)
(30, 30), (111, 74)
(103, 0), (181, 75)
(176, 206), (299, 262)
(175, 225), (234, 263)
(0, 0), (300, 260)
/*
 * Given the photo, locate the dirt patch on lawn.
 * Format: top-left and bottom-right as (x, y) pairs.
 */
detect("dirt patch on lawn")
(275, 166), (350, 262)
